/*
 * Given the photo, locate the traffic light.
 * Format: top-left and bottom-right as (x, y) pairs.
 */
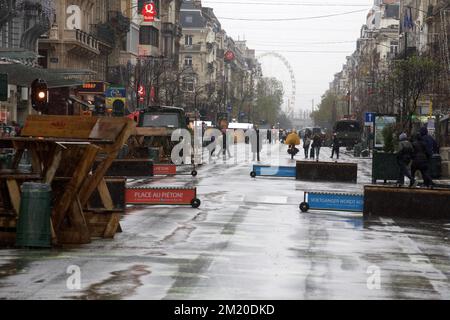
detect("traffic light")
(0, 74), (7, 102)
(31, 79), (48, 112)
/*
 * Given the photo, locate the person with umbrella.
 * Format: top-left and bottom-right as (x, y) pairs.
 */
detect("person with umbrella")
(285, 130), (301, 160)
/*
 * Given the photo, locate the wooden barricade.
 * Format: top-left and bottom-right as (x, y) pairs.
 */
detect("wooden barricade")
(364, 185), (450, 219)
(296, 161), (358, 183)
(0, 115), (136, 246)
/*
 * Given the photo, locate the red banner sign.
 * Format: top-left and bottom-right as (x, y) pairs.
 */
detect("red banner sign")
(138, 85), (145, 102)
(224, 50), (235, 62)
(142, 2), (157, 22)
(126, 188), (196, 205)
(153, 164), (177, 175)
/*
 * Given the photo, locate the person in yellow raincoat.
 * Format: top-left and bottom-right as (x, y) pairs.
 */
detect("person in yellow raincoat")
(285, 130), (301, 159)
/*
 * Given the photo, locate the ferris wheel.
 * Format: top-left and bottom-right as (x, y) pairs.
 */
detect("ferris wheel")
(257, 51), (297, 118)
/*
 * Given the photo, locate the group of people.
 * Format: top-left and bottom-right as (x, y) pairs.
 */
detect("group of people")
(397, 127), (439, 188)
(285, 129), (325, 161)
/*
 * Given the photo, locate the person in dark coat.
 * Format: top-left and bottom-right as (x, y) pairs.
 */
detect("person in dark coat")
(396, 133), (414, 186)
(411, 133), (434, 187)
(311, 133), (322, 161)
(330, 133), (340, 159)
(303, 134), (311, 159)
(420, 127), (439, 155)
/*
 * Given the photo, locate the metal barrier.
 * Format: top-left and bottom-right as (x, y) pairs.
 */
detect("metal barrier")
(299, 191), (364, 213)
(250, 165), (296, 178)
(126, 186), (201, 208)
(153, 164), (198, 177)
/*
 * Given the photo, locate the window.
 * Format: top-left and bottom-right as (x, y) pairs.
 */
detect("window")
(390, 41), (398, 55)
(139, 26), (159, 47)
(185, 15), (193, 23)
(182, 77), (195, 92)
(142, 113), (180, 128)
(184, 56), (193, 66)
(185, 35), (193, 46)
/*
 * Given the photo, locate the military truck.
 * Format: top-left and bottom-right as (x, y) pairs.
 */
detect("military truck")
(127, 106), (188, 162)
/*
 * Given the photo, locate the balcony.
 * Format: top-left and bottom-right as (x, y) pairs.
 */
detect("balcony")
(181, 44), (202, 52)
(55, 29), (100, 58)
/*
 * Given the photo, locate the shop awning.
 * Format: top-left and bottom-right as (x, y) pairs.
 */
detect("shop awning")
(68, 95), (92, 110)
(0, 63), (85, 88)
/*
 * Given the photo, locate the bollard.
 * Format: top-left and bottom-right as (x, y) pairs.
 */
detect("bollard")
(257, 129), (260, 162)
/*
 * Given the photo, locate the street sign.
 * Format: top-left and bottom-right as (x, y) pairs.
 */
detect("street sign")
(224, 50), (235, 62)
(78, 81), (106, 94)
(0, 74), (7, 101)
(106, 87), (126, 98)
(301, 192), (364, 213)
(142, 2), (157, 22)
(365, 112), (375, 124)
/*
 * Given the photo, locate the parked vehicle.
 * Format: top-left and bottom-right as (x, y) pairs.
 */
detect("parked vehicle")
(127, 106), (188, 161)
(333, 120), (362, 149)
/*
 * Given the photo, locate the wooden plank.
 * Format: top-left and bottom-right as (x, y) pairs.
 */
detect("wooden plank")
(11, 148), (24, 169)
(97, 159), (153, 177)
(97, 179), (114, 210)
(134, 127), (170, 137)
(44, 145), (64, 184)
(89, 178), (126, 211)
(21, 115), (98, 139)
(66, 197), (90, 244)
(79, 120), (135, 206)
(52, 144), (100, 230)
(6, 179), (20, 215)
(103, 213), (120, 238)
(29, 146), (42, 175)
(89, 117), (128, 141)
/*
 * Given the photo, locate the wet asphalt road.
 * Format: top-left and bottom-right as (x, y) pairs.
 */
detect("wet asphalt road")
(0, 142), (449, 300)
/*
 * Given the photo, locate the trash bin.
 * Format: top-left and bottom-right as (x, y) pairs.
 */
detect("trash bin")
(16, 183), (52, 248)
(148, 147), (160, 162)
(430, 154), (442, 179)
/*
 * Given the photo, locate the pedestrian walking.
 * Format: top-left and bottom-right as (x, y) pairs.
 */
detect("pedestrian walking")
(303, 134), (311, 159)
(216, 129), (232, 159)
(411, 133), (434, 187)
(396, 132), (414, 186)
(311, 133), (322, 161)
(420, 127), (439, 155)
(267, 129), (272, 144)
(285, 130), (300, 160)
(330, 133), (340, 159)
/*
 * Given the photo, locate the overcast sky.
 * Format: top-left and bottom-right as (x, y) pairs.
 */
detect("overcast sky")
(201, 0), (374, 116)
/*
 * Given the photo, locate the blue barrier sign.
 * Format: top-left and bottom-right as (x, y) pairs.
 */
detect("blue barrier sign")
(253, 165), (296, 177)
(308, 193), (364, 212)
